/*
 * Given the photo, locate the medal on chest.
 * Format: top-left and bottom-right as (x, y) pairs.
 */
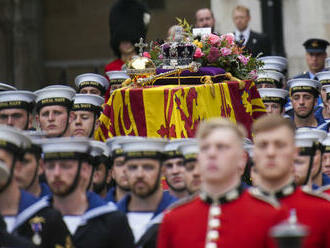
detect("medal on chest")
(29, 216), (45, 245)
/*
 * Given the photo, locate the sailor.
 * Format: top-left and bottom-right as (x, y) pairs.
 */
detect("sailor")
(41, 136), (135, 248)
(117, 137), (177, 248)
(0, 125), (73, 247)
(75, 73), (109, 97)
(258, 88), (288, 115)
(69, 94), (104, 138)
(35, 86), (75, 138)
(0, 90), (36, 130)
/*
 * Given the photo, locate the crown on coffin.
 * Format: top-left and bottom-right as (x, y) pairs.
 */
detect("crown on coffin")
(161, 26), (196, 68)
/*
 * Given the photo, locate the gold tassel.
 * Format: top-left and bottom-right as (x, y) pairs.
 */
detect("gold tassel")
(225, 72), (245, 90)
(200, 76), (215, 98)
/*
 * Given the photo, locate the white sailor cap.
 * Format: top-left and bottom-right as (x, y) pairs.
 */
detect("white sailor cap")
(40, 137), (90, 161)
(0, 125), (32, 151)
(326, 58), (330, 69)
(287, 78), (321, 96)
(43, 85), (75, 90)
(106, 136), (144, 157)
(0, 82), (17, 91)
(0, 90), (36, 111)
(256, 70), (284, 87)
(164, 138), (194, 158)
(22, 130), (46, 154)
(321, 133), (330, 153)
(72, 94), (104, 113)
(89, 140), (110, 157)
(315, 71), (330, 86)
(34, 86), (76, 112)
(295, 128), (326, 155)
(75, 73), (109, 93)
(243, 138), (254, 158)
(178, 139), (199, 161)
(322, 84), (330, 94)
(121, 137), (167, 160)
(258, 56), (288, 70)
(260, 62), (286, 73)
(258, 88), (288, 104)
(0, 161), (9, 184)
(106, 71), (130, 86)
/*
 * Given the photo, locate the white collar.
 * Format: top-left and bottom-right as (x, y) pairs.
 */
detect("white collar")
(235, 28), (250, 41)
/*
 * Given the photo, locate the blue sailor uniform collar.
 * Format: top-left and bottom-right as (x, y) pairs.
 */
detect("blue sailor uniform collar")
(104, 187), (116, 203)
(117, 191), (177, 219)
(322, 173), (330, 186)
(39, 183), (52, 198)
(12, 190), (49, 231)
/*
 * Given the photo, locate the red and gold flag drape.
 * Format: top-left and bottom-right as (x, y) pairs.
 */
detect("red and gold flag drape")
(95, 81), (265, 141)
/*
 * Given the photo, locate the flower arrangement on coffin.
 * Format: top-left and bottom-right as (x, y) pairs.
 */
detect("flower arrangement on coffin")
(146, 18), (263, 81)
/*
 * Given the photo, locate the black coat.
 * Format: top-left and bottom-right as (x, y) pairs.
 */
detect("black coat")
(245, 31), (271, 57)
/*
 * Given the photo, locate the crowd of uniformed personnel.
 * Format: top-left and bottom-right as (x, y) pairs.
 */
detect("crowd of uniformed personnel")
(1, 1), (330, 248)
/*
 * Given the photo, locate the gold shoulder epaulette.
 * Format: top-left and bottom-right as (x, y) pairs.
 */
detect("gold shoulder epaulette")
(166, 193), (197, 211)
(301, 185), (330, 201)
(248, 187), (280, 208)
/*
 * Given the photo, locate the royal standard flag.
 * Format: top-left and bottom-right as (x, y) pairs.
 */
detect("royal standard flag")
(95, 80), (265, 141)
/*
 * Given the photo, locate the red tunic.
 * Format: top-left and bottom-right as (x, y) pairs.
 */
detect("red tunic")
(277, 186), (330, 248)
(157, 189), (287, 248)
(104, 59), (125, 102)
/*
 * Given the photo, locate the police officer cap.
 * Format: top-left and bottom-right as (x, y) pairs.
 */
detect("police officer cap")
(72, 94), (104, 113)
(0, 82), (17, 91)
(75, 73), (109, 93)
(303, 38), (329, 53)
(0, 90), (36, 112)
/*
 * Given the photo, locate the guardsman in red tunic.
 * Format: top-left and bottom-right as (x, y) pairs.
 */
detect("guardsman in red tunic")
(157, 118), (287, 248)
(252, 115), (330, 248)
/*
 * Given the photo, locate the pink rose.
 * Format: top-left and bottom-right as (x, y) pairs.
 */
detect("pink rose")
(220, 47), (232, 56)
(249, 70), (258, 80)
(143, 52), (151, 58)
(194, 47), (204, 58)
(158, 54), (163, 59)
(238, 55), (249, 65)
(225, 33), (235, 45)
(208, 33), (221, 46)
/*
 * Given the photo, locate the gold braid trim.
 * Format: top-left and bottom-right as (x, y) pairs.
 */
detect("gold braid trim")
(224, 72), (245, 90)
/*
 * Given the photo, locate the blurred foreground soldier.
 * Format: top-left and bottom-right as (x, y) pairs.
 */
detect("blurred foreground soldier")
(69, 94), (104, 138)
(318, 134), (330, 187)
(293, 128), (326, 188)
(0, 90), (36, 130)
(75, 73), (109, 97)
(0, 125), (72, 247)
(252, 115), (330, 248)
(117, 137), (177, 248)
(41, 137), (135, 248)
(288, 78), (328, 130)
(0, 162), (35, 248)
(90, 141), (112, 198)
(105, 136), (137, 203)
(195, 8), (215, 32)
(294, 38), (329, 80)
(233, 5), (271, 57)
(163, 139), (189, 199)
(35, 86), (75, 138)
(258, 88), (288, 115)
(179, 139), (201, 195)
(158, 118), (286, 248)
(15, 130), (51, 198)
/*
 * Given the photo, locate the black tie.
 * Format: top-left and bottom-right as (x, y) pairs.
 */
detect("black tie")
(239, 34), (244, 42)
